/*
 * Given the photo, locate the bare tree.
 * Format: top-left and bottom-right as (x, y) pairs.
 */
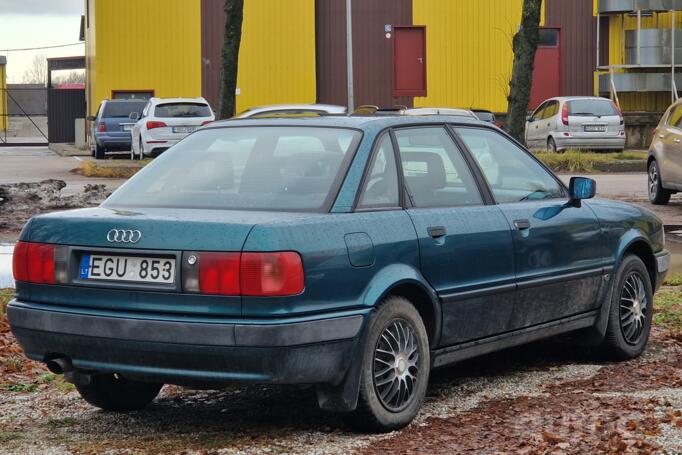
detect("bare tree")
(22, 54), (47, 85)
(54, 70), (86, 84)
(506, 0), (542, 142)
(218, 0), (244, 119)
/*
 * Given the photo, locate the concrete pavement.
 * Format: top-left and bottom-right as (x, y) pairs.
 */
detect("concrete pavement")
(0, 146), (125, 195)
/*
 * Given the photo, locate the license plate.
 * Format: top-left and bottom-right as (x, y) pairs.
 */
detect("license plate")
(584, 125), (606, 132)
(172, 126), (196, 134)
(79, 254), (175, 284)
(122, 124), (133, 131)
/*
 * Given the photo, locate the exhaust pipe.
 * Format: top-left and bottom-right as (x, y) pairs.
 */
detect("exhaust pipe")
(46, 357), (73, 375)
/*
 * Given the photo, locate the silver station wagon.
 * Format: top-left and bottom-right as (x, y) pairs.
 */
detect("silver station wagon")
(525, 97), (626, 152)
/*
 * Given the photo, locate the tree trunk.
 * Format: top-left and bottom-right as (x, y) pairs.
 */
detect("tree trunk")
(506, 0), (543, 143)
(218, 0), (244, 119)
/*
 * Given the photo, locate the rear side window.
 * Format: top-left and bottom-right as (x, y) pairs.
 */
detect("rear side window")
(568, 99), (617, 116)
(103, 126), (361, 212)
(102, 102), (147, 118)
(544, 101), (559, 118)
(395, 127), (482, 208)
(154, 103), (212, 118)
(456, 127), (564, 203)
(357, 134), (399, 209)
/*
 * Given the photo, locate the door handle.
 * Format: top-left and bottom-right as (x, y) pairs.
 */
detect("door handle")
(659, 134), (665, 138)
(427, 226), (447, 238)
(675, 138), (681, 143)
(514, 219), (531, 230)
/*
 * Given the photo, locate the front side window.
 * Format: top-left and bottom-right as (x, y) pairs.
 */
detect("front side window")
(456, 127), (564, 203)
(154, 103), (213, 118)
(395, 127), (482, 208)
(667, 105), (682, 129)
(104, 126), (361, 212)
(357, 134), (399, 209)
(531, 102), (547, 121)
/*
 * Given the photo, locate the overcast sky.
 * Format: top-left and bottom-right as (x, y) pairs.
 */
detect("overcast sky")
(0, 0), (84, 83)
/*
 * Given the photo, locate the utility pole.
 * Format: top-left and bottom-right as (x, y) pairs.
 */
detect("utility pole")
(346, 0), (354, 113)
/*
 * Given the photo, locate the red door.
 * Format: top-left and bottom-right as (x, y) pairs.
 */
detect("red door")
(393, 26), (426, 97)
(529, 28), (561, 110)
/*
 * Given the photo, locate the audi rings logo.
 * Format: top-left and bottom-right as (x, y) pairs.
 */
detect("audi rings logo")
(106, 229), (142, 243)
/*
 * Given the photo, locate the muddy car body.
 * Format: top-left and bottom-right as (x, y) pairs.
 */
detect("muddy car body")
(8, 116), (670, 431)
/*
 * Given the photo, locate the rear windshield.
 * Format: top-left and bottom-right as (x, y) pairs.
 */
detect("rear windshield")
(102, 101), (147, 118)
(473, 111), (495, 122)
(154, 103), (212, 118)
(103, 126), (362, 212)
(568, 99), (618, 116)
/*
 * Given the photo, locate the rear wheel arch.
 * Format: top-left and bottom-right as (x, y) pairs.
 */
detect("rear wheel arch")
(383, 281), (441, 348)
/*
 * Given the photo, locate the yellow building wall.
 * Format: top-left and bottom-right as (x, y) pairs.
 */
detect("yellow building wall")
(0, 63), (6, 132)
(413, 0), (543, 113)
(235, 0), (316, 113)
(89, 0), (202, 115)
(604, 10), (680, 112)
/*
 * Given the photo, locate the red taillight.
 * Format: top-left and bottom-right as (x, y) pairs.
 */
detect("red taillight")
(201, 120), (213, 126)
(13, 242), (55, 284)
(188, 251), (304, 296)
(561, 103), (569, 126)
(198, 252), (241, 295)
(12, 242), (29, 282)
(146, 121), (167, 130)
(241, 252), (304, 297)
(97, 122), (106, 132)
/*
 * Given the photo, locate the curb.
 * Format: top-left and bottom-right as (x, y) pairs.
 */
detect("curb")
(49, 143), (90, 157)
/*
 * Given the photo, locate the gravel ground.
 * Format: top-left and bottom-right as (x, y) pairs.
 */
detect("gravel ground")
(2, 327), (682, 454)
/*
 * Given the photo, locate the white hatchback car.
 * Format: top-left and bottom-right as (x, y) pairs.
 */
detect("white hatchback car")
(525, 96), (626, 152)
(131, 97), (215, 159)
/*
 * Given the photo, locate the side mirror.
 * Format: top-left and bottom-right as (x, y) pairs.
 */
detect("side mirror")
(567, 177), (596, 207)
(86, 115), (96, 122)
(526, 114), (533, 122)
(129, 112), (140, 121)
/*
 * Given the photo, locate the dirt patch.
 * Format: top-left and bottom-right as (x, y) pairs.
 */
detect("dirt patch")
(360, 332), (682, 455)
(0, 180), (111, 238)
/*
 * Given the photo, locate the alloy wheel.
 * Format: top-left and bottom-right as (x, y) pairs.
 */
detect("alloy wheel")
(648, 163), (658, 199)
(373, 319), (420, 412)
(619, 271), (649, 345)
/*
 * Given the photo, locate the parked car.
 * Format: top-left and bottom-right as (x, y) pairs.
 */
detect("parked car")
(9, 115), (669, 432)
(648, 99), (682, 205)
(130, 97), (214, 159)
(525, 96), (626, 152)
(471, 108), (503, 128)
(88, 99), (148, 159)
(235, 103), (346, 118)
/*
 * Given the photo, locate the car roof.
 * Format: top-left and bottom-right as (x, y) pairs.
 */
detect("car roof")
(206, 114), (485, 130)
(102, 99), (147, 104)
(149, 97), (209, 105)
(544, 96), (615, 103)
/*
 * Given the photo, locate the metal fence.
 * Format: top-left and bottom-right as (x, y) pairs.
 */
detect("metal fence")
(0, 86), (48, 146)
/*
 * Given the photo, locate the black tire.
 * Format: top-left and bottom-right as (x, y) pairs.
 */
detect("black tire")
(547, 137), (557, 153)
(94, 144), (105, 160)
(75, 373), (162, 412)
(346, 296), (430, 432)
(599, 254), (653, 360)
(648, 160), (671, 205)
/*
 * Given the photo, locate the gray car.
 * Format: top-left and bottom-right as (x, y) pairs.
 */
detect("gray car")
(235, 103), (347, 118)
(648, 100), (682, 205)
(525, 97), (626, 152)
(88, 99), (148, 159)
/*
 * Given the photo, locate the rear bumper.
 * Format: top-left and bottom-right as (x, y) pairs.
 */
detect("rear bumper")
(95, 134), (132, 150)
(554, 136), (625, 151)
(8, 300), (366, 386)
